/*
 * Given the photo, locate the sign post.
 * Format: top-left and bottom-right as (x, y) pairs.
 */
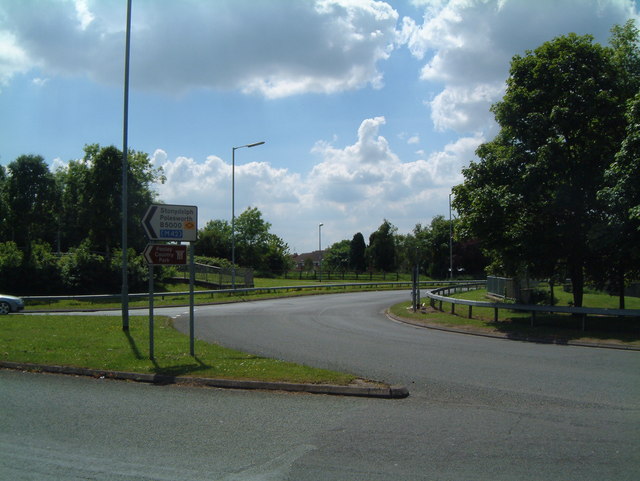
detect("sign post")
(149, 264), (154, 360)
(142, 204), (198, 359)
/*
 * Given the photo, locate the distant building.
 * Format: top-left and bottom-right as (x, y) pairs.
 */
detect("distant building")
(291, 250), (323, 270)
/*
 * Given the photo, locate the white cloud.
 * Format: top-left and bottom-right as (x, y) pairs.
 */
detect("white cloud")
(0, 30), (30, 89)
(401, 0), (639, 135)
(0, 0), (399, 98)
(430, 83), (504, 132)
(152, 117), (479, 251)
(32, 77), (49, 87)
(74, 0), (94, 30)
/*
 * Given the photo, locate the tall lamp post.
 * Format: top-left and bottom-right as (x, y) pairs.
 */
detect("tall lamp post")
(449, 192), (453, 280)
(121, 0), (132, 331)
(318, 223), (324, 282)
(231, 141), (265, 289)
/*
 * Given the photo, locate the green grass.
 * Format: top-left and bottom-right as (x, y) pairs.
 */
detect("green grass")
(391, 288), (640, 346)
(25, 278), (418, 312)
(0, 314), (356, 385)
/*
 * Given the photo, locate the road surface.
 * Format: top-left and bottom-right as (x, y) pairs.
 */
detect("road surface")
(2, 290), (638, 480)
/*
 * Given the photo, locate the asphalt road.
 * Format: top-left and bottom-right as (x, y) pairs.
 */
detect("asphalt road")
(2, 290), (639, 480)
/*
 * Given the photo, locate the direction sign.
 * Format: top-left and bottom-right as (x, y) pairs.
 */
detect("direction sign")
(143, 204), (198, 242)
(143, 244), (188, 265)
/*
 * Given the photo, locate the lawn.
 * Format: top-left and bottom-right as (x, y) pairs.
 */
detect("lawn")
(390, 287), (640, 347)
(0, 314), (356, 385)
(24, 277), (419, 312)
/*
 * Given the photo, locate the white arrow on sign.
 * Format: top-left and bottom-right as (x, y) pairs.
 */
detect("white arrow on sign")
(142, 204), (198, 242)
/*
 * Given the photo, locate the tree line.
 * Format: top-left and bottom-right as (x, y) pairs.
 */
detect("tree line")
(0, 145), (293, 293)
(453, 21), (640, 308)
(0, 145), (164, 294)
(321, 217), (486, 279)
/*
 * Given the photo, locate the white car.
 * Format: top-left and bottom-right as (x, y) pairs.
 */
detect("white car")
(0, 294), (24, 314)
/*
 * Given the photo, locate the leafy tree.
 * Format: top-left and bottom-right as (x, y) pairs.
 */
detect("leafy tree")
(0, 241), (23, 293)
(234, 207), (272, 269)
(57, 144), (163, 254)
(596, 92), (640, 307)
(263, 233), (292, 274)
(195, 219), (232, 259)
(367, 220), (397, 272)
(349, 232), (367, 273)
(200, 207), (290, 274)
(453, 28), (635, 307)
(4, 155), (60, 256)
(324, 239), (351, 273)
(56, 158), (90, 250)
(58, 239), (112, 293)
(413, 216), (454, 279)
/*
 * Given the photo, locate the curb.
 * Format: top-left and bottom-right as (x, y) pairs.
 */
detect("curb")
(387, 311), (640, 351)
(0, 361), (409, 399)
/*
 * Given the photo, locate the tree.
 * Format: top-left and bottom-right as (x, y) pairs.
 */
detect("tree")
(4, 155), (59, 257)
(421, 216), (455, 279)
(368, 220), (396, 272)
(195, 220), (232, 259)
(453, 28), (635, 307)
(349, 232), (367, 273)
(596, 92), (640, 307)
(324, 239), (351, 273)
(55, 144), (163, 254)
(56, 158), (90, 250)
(234, 207), (272, 269)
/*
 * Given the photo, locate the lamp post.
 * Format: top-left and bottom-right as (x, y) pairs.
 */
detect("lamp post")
(449, 192), (453, 280)
(231, 141), (265, 289)
(121, 0), (132, 331)
(318, 223), (324, 282)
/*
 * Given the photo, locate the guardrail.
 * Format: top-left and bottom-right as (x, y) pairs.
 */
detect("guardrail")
(22, 280), (482, 306)
(425, 283), (640, 330)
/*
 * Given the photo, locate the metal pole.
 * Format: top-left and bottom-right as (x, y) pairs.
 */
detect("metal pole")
(449, 193), (453, 281)
(149, 264), (154, 360)
(231, 146), (236, 290)
(318, 223), (323, 282)
(189, 243), (195, 356)
(231, 142), (264, 290)
(121, 0), (132, 331)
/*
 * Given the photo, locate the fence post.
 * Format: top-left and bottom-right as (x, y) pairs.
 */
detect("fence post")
(494, 308), (498, 323)
(468, 305), (473, 319)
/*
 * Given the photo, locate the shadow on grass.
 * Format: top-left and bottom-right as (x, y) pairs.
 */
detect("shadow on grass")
(124, 330), (145, 360)
(151, 356), (212, 380)
(487, 313), (640, 345)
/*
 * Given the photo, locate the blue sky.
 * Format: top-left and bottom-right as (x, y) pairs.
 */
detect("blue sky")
(1, 0), (638, 253)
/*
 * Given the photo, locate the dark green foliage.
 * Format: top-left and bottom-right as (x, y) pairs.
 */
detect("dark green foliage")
(195, 207), (291, 275)
(324, 239), (351, 273)
(367, 219), (397, 272)
(349, 232), (367, 273)
(4, 155), (59, 255)
(453, 24), (639, 307)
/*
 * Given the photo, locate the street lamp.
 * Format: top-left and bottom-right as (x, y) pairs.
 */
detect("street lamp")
(449, 192), (453, 280)
(231, 141), (265, 289)
(318, 223), (324, 282)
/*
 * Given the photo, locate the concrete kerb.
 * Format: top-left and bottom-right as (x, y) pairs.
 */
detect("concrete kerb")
(386, 311), (640, 351)
(0, 361), (409, 399)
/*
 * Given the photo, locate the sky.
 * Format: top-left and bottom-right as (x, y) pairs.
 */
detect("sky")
(1, 0), (638, 254)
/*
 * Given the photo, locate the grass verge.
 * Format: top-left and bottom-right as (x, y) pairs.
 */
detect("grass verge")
(0, 314), (356, 385)
(390, 295), (640, 348)
(24, 279), (420, 312)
